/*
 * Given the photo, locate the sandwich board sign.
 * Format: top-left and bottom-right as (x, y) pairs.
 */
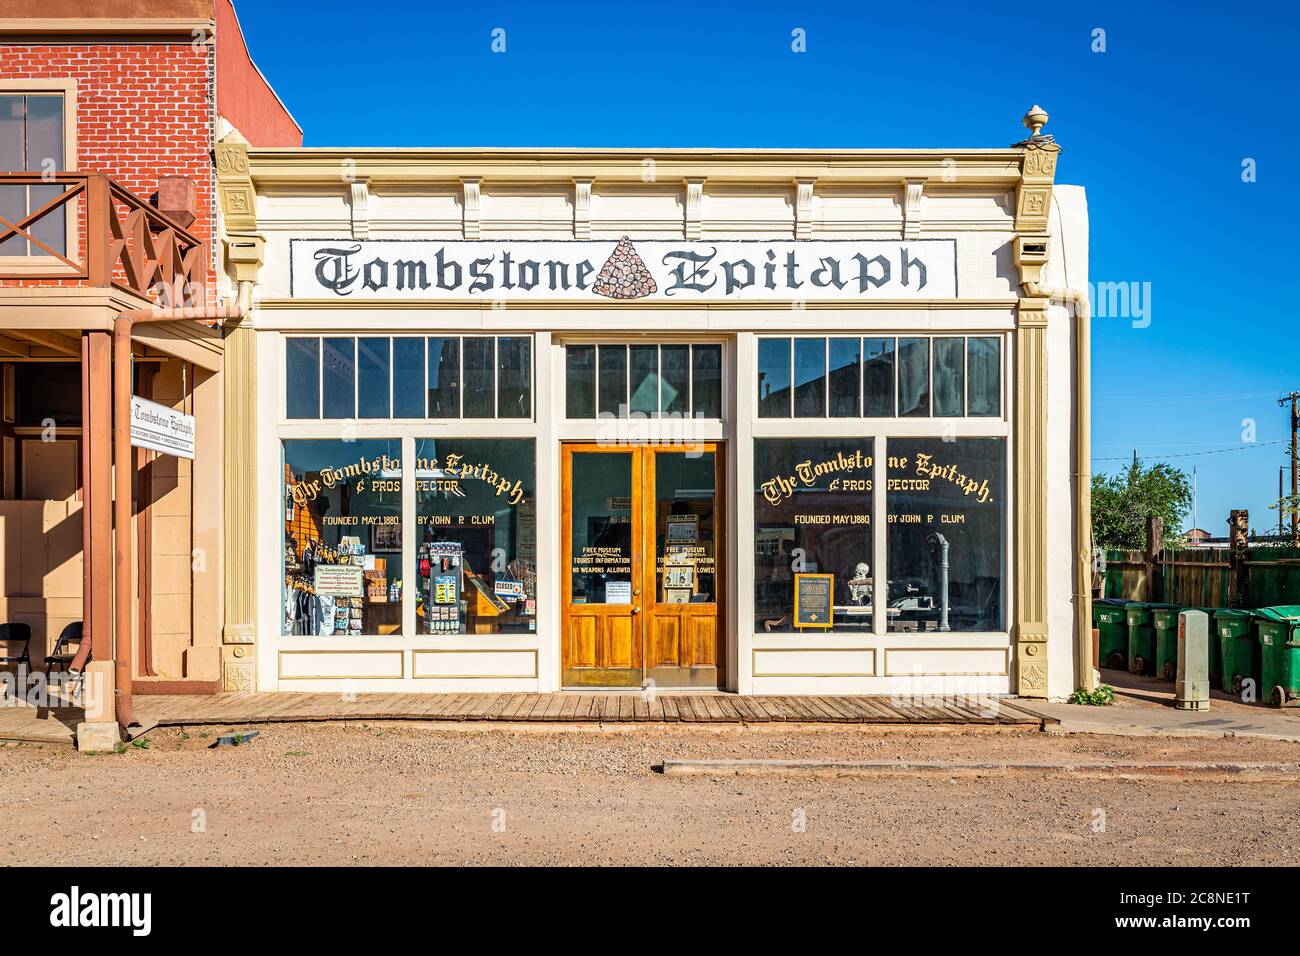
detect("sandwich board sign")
(130, 395), (196, 460)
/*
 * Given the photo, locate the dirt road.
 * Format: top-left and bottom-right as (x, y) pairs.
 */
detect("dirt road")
(1, 723), (1297, 866)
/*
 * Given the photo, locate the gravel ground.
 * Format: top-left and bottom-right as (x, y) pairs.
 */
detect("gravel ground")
(1, 723), (1297, 866)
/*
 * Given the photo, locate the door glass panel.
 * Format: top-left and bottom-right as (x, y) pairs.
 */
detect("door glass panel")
(654, 452), (716, 605)
(569, 453), (633, 604)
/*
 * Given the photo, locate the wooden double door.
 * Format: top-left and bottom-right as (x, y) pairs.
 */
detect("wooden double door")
(561, 443), (724, 688)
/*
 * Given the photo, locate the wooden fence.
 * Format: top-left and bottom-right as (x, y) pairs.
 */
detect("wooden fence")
(1103, 546), (1300, 610)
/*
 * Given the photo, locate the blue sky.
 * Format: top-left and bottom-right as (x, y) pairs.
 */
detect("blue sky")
(237, 0), (1299, 535)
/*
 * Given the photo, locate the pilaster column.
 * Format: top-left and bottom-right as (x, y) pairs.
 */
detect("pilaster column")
(1014, 297), (1050, 696)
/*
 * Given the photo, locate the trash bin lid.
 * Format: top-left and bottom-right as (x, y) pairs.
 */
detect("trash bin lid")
(1253, 606), (1300, 623)
(1094, 598), (1131, 607)
(1213, 608), (1254, 619)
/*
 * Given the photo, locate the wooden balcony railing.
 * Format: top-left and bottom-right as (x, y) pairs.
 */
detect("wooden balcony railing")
(0, 172), (208, 310)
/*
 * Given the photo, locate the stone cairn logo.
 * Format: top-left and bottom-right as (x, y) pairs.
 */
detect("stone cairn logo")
(592, 236), (657, 299)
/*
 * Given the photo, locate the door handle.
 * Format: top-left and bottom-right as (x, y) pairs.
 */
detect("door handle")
(630, 606), (641, 615)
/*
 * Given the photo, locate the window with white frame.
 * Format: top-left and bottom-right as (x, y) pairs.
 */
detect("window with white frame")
(0, 91), (68, 257)
(564, 343), (722, 419)
(756, 335), (1001, 419)
(284, 335), (532, 420)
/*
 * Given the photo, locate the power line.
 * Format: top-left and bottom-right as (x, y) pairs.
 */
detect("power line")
(1092, 439), (1287, 462)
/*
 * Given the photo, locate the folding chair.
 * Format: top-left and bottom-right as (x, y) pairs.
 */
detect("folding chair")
(43, 621), (84, 678)
(0, 623), (32, 684)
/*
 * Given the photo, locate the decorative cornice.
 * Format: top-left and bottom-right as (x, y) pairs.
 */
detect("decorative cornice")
(349, 179), (370, 239)
(793, 178), (815, 240)
(684, 178), (705, 239)
(461, 177), (481, 239)
(215, 133), (257, 233)
(573, 178), (592, 239)
(901, 178), (924, 240)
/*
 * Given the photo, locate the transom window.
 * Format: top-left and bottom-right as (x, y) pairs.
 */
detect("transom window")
(757, 335), (1001, 419)
(564, 343), (722, 419)
(285, 335), (532, 420)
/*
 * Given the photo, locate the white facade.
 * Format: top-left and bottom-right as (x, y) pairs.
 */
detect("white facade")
(236, 152), (1088, 699)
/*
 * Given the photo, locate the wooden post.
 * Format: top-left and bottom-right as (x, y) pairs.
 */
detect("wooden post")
(1228, 509), (1249, 609)
(1145, 515), (1164, 603)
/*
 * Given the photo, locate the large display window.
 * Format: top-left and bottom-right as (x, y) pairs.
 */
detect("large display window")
(753, 438), (874, 633)
(415, 438), (537, 634)
(283, 439), (404, 636)
(885, 438), (1005, 632)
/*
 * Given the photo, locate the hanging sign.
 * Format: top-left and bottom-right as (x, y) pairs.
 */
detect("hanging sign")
(290, 238), (957, 302)
(130, 396), (195, 460)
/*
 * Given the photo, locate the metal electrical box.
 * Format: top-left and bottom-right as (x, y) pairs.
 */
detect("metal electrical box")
(1176, 609), (1211, 711)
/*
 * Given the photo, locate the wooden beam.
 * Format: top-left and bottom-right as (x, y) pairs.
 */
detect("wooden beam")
(8, 329), (79, 356)
(0, 334), (32, 357)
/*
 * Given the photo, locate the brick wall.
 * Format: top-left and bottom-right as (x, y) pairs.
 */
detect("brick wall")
(0, 41), (216, 280)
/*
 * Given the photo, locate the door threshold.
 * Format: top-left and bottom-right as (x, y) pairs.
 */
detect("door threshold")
(560, 687), (730, 694)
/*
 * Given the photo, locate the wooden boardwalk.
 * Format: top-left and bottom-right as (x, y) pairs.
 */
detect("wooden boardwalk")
(1, 691), (1047, 746)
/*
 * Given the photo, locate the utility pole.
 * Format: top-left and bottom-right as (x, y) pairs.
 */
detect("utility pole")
(1280, 392), (1300, 547)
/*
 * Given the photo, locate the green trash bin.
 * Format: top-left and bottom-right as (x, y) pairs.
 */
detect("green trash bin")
(1126, 602), (1160, 676)
(1093, 599), (1130, 671)
(1254, 606), (1300, 708)
(1214, 609), (1260, 697)
(1151, 604), (1183, 681)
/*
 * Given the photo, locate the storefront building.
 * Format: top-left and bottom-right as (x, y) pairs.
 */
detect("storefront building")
(218, 112), (1089, 699)
(0, 1), (300, 736)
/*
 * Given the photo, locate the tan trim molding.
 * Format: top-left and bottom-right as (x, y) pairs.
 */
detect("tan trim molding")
(0, 18), (214, 38)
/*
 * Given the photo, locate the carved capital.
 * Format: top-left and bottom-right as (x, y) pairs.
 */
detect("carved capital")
(215, 132), (257, 232)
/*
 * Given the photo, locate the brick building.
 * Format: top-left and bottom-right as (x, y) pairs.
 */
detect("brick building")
(0, 0), (297, 744)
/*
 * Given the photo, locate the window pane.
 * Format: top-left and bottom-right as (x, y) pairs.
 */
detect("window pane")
(565, 345), (596, 418)
(570, 452), (632, 604)
(886, 438), (1005, 632)
(28, 183), (65, 256)
(863, 338), (895, 417)
(462, 337), (495, 417)
(283, 439), (403, 636)
(629, 344), (659, 416)
(754, 438), (874, 633)
(967, 337), (1001, 417)
(692, 344), (722, 419)
(0, 96), (22, 170)
(321, 337), (355, 419)
(757, 338), (791, 418)
(597, 344), (627, 417)
(427, 337), (460, 418)
(285, 337), (321, 419)
(898, 337), (930, 417)
(497, 336), (532, 419)
(357, 337), (391, 419)
(25, 95), (63, 170)
(655, 451), (717, 603)
(661, 344), (690, 416)
(828, 337), (861, 417)
(0, 184), (25, 256)
(933, 337), (965, 417)
(416, 438), (537, 634)
(392, 337), (425, 418)
(793, 337), (826, 417)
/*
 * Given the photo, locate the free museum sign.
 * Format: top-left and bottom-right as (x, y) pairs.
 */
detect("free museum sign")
(290, 238), (958, 302)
